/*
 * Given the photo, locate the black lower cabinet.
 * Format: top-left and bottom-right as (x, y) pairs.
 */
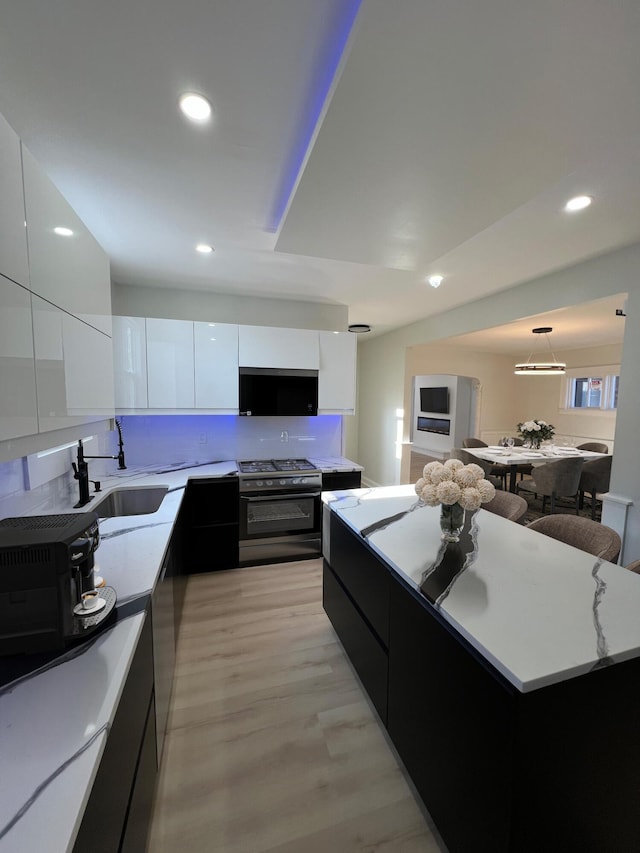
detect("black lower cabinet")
(73, 615), (156, 853)
(120, 697), (158, 853)
(322, 470), (362, 491)
(323, 563), (388, 723)
(181, 478), (239, 573)
(387, 579), (515, 853)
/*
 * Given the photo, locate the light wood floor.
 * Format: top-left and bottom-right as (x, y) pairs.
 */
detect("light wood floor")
(147, 559), (443, 852)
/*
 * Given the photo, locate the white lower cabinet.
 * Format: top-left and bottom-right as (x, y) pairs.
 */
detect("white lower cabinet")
(146, 318), (194, 408)
(194, 322), (239, 410)
(113, 316), (148, 409)
(318, 331), (357, 413)
(32, 295), (114, 433)
(0, 276), (38, 440)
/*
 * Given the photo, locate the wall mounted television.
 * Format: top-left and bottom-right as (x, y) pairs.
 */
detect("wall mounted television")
(419, 386), (449, 414)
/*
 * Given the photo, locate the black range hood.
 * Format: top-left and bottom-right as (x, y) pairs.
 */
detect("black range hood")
(239, 367), (318, 417)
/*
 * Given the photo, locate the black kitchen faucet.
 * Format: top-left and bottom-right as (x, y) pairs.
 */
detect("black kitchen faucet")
(72, 420), (127, 508)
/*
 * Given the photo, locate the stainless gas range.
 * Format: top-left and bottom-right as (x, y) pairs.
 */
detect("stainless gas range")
(237, 459), (322, 566)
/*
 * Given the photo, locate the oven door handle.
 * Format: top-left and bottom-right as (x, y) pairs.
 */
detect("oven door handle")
(240, 492), (320, 502)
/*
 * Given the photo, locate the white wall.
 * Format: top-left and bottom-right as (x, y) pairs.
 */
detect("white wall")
(112, 282), (348, 331)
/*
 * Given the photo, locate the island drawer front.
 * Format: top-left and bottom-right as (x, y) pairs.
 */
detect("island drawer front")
(323, 560), (388, 724)
(328, 513), (389, 645)
(387, 578), (515, 853)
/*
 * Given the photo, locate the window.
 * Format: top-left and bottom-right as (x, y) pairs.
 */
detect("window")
(561, 366), (619, 411)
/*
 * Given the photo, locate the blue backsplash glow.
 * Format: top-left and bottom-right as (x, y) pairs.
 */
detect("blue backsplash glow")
(0, 415), (345, 519)
(118, 414), (344, 466)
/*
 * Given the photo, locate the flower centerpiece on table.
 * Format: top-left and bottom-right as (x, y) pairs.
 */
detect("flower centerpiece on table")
(415, 459), (496, 542)
(517, 419), (555, 450)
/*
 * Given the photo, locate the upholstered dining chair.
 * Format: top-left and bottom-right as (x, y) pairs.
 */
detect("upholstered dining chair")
(461, 438), (508, 488)
(578, 455), (612, 520)
(463, 438), (487, 448)
(449, 448), (503, 490)
(516, 456), (584, 514)
(526, 515), (621, 562)
(625, 559), (640, 574)
(576, 442), (609, 453)
(482, 490), (528, 523)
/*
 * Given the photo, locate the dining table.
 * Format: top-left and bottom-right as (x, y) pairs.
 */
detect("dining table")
(465, 445), (607, 492)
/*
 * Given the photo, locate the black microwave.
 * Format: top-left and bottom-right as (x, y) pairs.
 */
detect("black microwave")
(239, 367), (318, 416)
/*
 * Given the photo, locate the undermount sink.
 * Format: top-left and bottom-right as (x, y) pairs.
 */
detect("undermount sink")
(92, 485), (168, 518)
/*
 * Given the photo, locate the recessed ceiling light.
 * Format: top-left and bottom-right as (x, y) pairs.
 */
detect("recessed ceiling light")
(564, 195), (593, 212)
(427, 275), (444, 288)
(54, 226), (73, 237)
(179, 93), (212, 122)
(195, 243), (214, 254)
(348, 324), (371, 334)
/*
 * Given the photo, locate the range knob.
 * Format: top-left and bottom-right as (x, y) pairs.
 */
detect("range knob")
(266, 480), (273, 486)
(279, 479), (286, 485)
(256, 480), (263, 487)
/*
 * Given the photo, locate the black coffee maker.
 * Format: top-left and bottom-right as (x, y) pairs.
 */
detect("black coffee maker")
(0, 512), (116, 656)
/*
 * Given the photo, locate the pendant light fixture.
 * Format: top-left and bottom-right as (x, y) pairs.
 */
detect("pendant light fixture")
(514, 327), (566, 375)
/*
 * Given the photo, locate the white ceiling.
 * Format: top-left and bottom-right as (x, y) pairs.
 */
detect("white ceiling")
(1, 0), (639, 338)
(440, 294), (627, 354)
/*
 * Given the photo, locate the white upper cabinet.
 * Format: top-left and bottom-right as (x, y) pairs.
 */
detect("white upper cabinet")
(0, 114), (29, 288)
(146, 318), (195, 408)
(318, 331), (357, 413)
(112, 316), (148, 409)
(0, 276), (38, 440)
(21, 145), (112, 334)
(32, 294), (114, 433)
(194, 322), (239, 410)
(238, 326), (319, 369)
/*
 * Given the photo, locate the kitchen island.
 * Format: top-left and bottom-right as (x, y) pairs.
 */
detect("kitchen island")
(322, 485), (640, 853)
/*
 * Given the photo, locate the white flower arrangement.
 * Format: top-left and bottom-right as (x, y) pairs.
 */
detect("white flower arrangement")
(414, 459), (496, 512)
(517, 419), (555, 442)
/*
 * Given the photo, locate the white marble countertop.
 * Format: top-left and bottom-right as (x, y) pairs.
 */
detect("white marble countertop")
(0, 460), (236, 853)
(323, 485), (640, 694)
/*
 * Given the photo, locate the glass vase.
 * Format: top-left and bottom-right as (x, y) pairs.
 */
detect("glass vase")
(440, 502), (465, 543)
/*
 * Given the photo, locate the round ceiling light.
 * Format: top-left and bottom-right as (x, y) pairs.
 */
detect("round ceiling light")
(427, 275), (444, 288)
(195, 243), (214, 254)
(348, 324), (371, 334)
(514, 327), (566, 375)
(179, 93), (212, 122)
(564, 195), (593, 212)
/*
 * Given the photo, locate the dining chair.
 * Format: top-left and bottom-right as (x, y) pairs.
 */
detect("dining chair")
(625, 559), (640, 574)
(578, 455), (612, 520)
(516, 456), (584, 514)
(461, 439), (508, 488)
(576, 442), (609, 453)
(463, 437), (488, 448)
(449, 448), (503, 490)
(526, 515), (621, 562)
(482, 490), (528, 523)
